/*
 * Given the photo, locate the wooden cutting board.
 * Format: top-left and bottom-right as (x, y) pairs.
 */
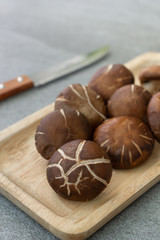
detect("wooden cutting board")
(0, 52), (160, 240)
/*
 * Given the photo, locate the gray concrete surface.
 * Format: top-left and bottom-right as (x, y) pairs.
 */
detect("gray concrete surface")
(0, 0), (160, 239)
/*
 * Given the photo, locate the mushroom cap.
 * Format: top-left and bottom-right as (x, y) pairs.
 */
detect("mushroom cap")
(139, 65), (160, 83)
(47, 139), (112, 201)
(147, 91), (160, 142)
(139, 66), (160, 95)
(139, 65), (160, 94)
(88, 64), (134, 102)
(93, 116), (155, 169)
(107, 84), (152, 122)
(35, 109), (91, 160)
(55, 84), (107, 129)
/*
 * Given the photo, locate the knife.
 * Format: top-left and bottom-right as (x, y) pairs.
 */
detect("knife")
(0, 45), (109, 101)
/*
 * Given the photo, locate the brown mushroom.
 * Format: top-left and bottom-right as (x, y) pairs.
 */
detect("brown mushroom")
(47, 139), (112, 201)
(35, 109), (91, 160)
(88, 64), (134, 102)
(147, 92), (160, 142)
(139, 65), (160, 95)
(107, 84), (152, 122)
(93, 116), (155, 169)
(55, 84), (107, 129)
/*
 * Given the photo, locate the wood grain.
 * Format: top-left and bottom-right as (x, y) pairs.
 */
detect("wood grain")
(0, 75), (33, 100)
(0, 52), (160, 240)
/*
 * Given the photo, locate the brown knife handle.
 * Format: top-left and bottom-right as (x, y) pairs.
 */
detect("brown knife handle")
(0, 75), (34, 100)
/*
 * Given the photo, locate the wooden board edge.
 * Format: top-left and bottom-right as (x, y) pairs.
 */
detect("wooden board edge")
(125, 51), (160, 69)
(83, 175), (160, 240)
(0, 173), (95, 240)
(1, 162), (160, 240)
(0, 103), (54, 142)
(64, 160), (160, 237)
(0, 173), (77, 240)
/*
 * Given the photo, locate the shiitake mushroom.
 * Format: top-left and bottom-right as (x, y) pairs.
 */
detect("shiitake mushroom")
(139, 65), (160, 95)
(35, 108), (91, 160)
(55, 84), (107, 129)
(107, 84), (152, 122)
(47, 139), (112, 201)
(93, 116), (155, 169)
(147, 92), (160, 143)
(88, 64), (134, 102)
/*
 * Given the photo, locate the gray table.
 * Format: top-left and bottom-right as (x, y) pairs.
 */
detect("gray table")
(0, 1), (160, 239)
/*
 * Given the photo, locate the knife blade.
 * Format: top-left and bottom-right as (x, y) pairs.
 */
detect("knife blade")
(0, 45), (109, 100)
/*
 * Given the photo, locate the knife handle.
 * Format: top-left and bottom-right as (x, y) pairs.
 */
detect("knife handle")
(0, 75), (34, 100)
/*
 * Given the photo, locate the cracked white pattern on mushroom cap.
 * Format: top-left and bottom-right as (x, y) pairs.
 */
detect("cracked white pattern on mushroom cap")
(59, 108), (72, 140)
(100, 139), (110, 147)
(131, 140), (143, 157)
(82, 85), (106, 120)
(105, 64), (113, 74)
(139, 134), (153, 141)
(121, 145), (125, 166)
(69, 85), (85, 100)
(57, 149), (75, 161)
(75, 140), (86, 162)
(127, 122), (131, 132)
(131, 84), (135, 93)
(48, 141), (110, 196)
(129, 150), (133, 165)
(116, 76), (132, 82)
(36, 132), (44, 135)
(138, 122), (144, 128)
(96, 95), (101, 99)
(85, 165), (107, 186)
(65, 157), (110, 176)
(60, 109), (67, 125)
(106, 145), (110, 153)
(60, 84), (106, 121)
(76, 110), (80, 116)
